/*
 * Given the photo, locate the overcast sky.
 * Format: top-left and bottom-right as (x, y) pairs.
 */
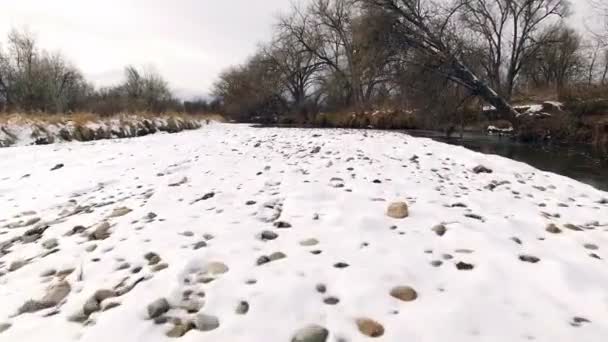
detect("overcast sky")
(0, 0), (600, 99)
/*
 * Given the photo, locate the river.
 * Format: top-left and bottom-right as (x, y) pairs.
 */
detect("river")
(405, 130), (608, 192)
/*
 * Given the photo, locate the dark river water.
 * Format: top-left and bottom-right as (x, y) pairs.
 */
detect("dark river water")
(405, 130), (608, 192)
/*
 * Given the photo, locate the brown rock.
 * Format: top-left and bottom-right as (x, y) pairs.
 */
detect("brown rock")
(387, 202), (409, 219)
(390, 286), (418, 302)
(356, 318), (384, 337)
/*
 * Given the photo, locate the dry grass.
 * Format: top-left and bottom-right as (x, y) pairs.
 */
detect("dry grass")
(0, 112), (226, 126)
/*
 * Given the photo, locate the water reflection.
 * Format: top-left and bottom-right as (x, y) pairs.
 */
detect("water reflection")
(405, 130), (608, 192)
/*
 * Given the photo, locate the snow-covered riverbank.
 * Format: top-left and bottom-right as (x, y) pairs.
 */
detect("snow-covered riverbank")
(1, 124), (607, 342)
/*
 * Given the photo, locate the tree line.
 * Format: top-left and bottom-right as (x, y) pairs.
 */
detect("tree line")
(0, 29), (215, 116)
(212, 0), (608, 125)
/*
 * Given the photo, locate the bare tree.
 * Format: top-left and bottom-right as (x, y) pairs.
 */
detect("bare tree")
(362, 0), (521, 119)
(460, 0), (570, 99)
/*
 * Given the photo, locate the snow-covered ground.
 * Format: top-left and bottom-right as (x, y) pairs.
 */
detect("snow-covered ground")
(1, 124), (607, 342)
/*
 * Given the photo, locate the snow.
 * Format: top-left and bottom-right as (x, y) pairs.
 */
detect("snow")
(1, 124), (607, 342)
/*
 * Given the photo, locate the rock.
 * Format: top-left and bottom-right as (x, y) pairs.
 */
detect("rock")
(68, 225), (87, 236)
(90, 222), (111, 240)
(291, 324), (329, 342)
(182, 231), (194, 237)
(273, 221), (292, 228)
(390, 286), (418, 302)
(356, 318), (384, 338)
(546, 223), (562, 234)
(235, 301), (249, 315)
(316, 284), (327, 294)
(257, 255), (271, 265)
(204, 261), (229, 275)
(193, 241), (207, 249)
(42, 281), (71, 304)
(40, 269), (57, 277)
(333, 262), (349, 269)
(83, 297), (101, 316)
(260, 230), (278, 241)
(269, 252), (287, 261)
(431, 224), (447, 236)
(144, 252), (161, 265)
(94, 289), (116, 302)
(102, 302), (121, 312)
(109, 207), (132, 218)
(152, 263), (169, 272)
(519, 255), (540, 263)
(473, 165), (493, 174)
(387, 202), (409, 219)
(9, 260), (27, 272)
(85, 244), (97, 252)
(147, 298), (170, 319)
(116, 262), (130, 271)
(246, 200), (257, 205)
(42, 238), (59, 250)
(564, 224), (583, 231)
(323, 297), (340, 305)
(455, 261), (474, 270)
(0, 323), (11, 333)
(300, 238), (319, 246)
(50, 163), (65, 171)
(431, 260), (443, 267)
(511, 237), (522, 245)
(18, 300), (54, 314)
(584, 243), (599, 250)
(166, 321), (194, 338)
(193, 313), (219, 331)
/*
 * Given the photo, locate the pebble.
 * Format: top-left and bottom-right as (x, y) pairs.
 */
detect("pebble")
(390, 286), (418, 302)
(387, 202), (409, 219)
(431, 224), (447, 236)
(147, 298), (170, 319)
(356, 318), (384, 337)
(193, 313), (219, 331)
(235, 301), (249, 315)
(291, 324), (329, 342)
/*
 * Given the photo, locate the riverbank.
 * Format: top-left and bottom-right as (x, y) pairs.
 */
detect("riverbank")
(0, 113), (224, 148)
(1, 124), (607, 342)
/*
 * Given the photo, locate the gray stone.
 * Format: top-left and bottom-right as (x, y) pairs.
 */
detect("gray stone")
(0, 323), (11, 334)
(291, 324), (329, 342)
(299, 238), (319, 246)
(260, 230), (278, 241)
(41, 238), (58, 250)
(83, 297), (101, 316)
(94, 289), (116, 302)
(235, 301), (249, 315)
(193, 313), (219, 331)
(147, 298), (170, 319)
(431, 224), (447, 236)
(268, 252), (286, 261)
(90, 222), (111, 240)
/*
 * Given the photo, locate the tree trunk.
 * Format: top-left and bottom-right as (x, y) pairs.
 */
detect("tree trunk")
(450, 58), (519, 123)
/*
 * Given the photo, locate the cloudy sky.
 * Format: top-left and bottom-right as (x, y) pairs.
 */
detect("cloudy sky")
(0, 0), (600, 99)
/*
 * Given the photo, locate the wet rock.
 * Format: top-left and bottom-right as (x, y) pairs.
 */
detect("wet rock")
(390, 286), (418, 302)
(387, 202), (409, 219)
(431, 224), (447, 236)
(356, 318), (384, 338)
(291, 324), (329, 342)
(235, 301), (249, 315)
(147, 298), (170, 319)
(193, 313), (219, 331)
